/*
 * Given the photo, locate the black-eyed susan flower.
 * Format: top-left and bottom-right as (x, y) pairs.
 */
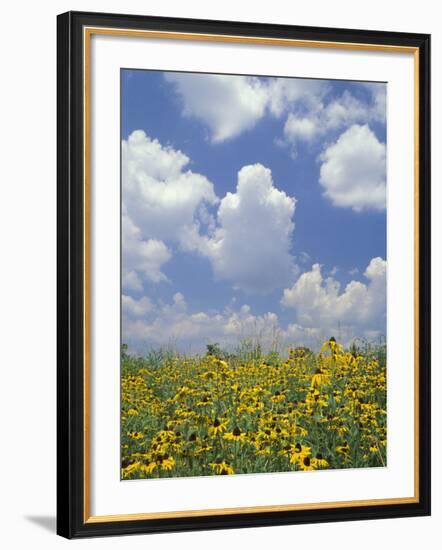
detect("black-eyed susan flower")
(311, 368), (329, 389)
(335, 442), (350, 457)
(208, 418), (227, 436)
(223, 426), (246, 442)
(195, 444), (213, 455)
(196, 395), (213, 407)
(313, 453), (329, 468)
(298, 456), (316, 471)
(121, 461), (141, 478)
(158, 454), (175, 471)
(209, 460), (235, 475)
(289, 443), (311, 465)
(127, 431), (144, 440)
(139, 462), (157, 474)
(320, 336), (343, 356)
(121, 336), (387, 479)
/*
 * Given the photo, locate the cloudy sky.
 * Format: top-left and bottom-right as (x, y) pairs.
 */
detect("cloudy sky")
(121, 69), (387, 354)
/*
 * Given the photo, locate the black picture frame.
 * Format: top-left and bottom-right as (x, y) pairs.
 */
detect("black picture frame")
(57, 10), (431, 539)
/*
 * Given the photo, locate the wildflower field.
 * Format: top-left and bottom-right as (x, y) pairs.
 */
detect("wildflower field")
(121, 339), (386, 479)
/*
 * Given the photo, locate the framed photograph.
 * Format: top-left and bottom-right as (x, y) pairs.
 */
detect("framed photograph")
(57, 11), (431, 538)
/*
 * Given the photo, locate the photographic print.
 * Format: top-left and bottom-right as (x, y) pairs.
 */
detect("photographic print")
(58, 12), (430, 537)
(120, 70), (387, 480)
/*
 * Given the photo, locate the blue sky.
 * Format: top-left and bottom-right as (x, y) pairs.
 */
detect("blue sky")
(121, 69), (387, 354)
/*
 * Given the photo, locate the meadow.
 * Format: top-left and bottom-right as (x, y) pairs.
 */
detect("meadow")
(121, 338), (386, 479)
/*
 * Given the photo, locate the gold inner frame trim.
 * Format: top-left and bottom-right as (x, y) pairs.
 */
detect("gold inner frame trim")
(83, 26), (420, 524)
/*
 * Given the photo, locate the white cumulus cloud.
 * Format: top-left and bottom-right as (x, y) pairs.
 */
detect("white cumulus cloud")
(281, 257), (386, 342)
(284, 114), (318, 143)
(122, 130), (219, 290)
(123, 130), (218, 242)
(265, 78), (326, 118)
(122, 213), (172, 291)
(165, 73), (269, 143)
(122, 294), (283, 354)
(122, 256), (386, 354)
(122, 132), (298, 294)
(319, 124), (386, 211)
(164, 72), (386, 156)
(122, 294), (153, 318)
(165, 73), (327, 143)
(284, 86), (386, 147)
(184, 163), (297, 294)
